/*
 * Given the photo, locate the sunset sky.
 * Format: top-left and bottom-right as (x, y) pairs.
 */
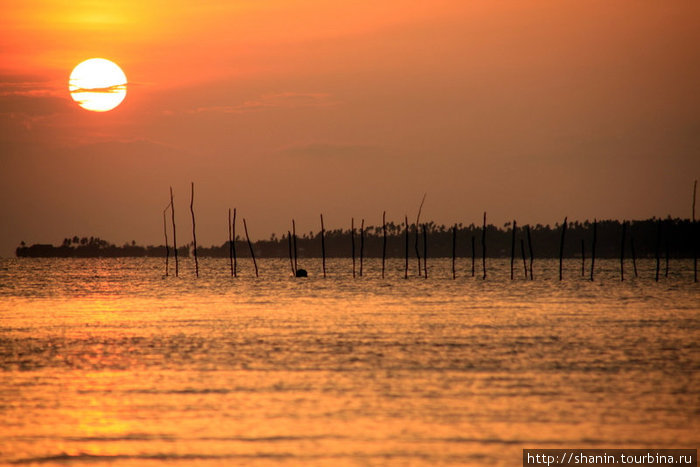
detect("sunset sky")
(1, 1), (698, 256)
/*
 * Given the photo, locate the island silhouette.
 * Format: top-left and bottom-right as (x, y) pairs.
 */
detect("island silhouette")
(15, 217), (697, 259)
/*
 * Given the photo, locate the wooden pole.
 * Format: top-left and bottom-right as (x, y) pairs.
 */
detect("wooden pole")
(359, 218), (364, 277)
(694, 231), (698, 283)
(404, 215), (409, 279)
(510, 220), (517, 280)
(228, 208), (233, 277)
(481, 212), (487, 280)
(526, 224), (534, 280)
(520, 238), (527, 279)
(590, 219), (597, 282)
(170, 187), (178, 277)
(620, 220), (626, 282)
(452, 224), (456, 280)
(655, 219), (661, 282)
(581, 239), (585, 277)
(665, 235), (669, 278)
(471, 235), (475, 277)
(664, 218), (673, 277)
(232, 208), (237, 278)
(422, 223), (428, 278)
(631, 234), (638, 278)
(414, 224), (421, 276)
(351, 218), (356, 278)
(415, 194), (426, 276)
(320, 214), (326, 278)
(382, 211), (387, 279)
(287, 231), (294, 276)
(243, 218), (258, 278)
(693, 179), (697, 222)
(292, 219), (298, 275)
(559, 217), (567, 281)
(163, 203), (170, 277)
(694, 223), (698, 283)
(693, 180), (697, 282)
(190, 182), (198, 278)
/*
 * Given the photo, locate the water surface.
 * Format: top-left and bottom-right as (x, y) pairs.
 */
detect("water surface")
(1, 258), (698, 465)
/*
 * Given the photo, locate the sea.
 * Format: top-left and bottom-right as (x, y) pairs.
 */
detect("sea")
(0, 257), (698, 466)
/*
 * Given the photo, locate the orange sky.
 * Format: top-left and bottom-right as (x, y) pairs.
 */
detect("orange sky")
(1, 1), (699, 255)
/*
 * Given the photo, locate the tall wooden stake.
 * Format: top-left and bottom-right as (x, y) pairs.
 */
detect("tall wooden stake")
(693, 179), (697, 222)
(590, 219), (597, 282)
(190, 183), (198, 278)
(228, 208), (233, 277)
(510, 220), (517, 280)
(581, 239), (585, 277)
(471, 235), (475, 277)
(694, 224), (698, 283)
(382, 211), (387, 279)
(451, 225), (456, 280)
(655, 219), (661, 282)
(693, 180), (697, 282)
(520, 238), (527, 279)
(163, 203), (170, 277)
(414, 224), (421, 276)
(320, 214), (326, 278)
(414, 194), (426, 276)
(422, 224), (428, 278)
(404, 215), (409, 279)
(232, 208), (237, 278)
(170, 187), (178, 277)
(559, 217), (567, 281)
(526, 224), (534, 280)
(482, 212), (487, 280)
(351, 218), (356, 278)
(620, 220), (626, 282)
(631, 234), (638, 278)
(287, 231), (294, 276)
(359, 219), (364, 277)
(243, 218), (258, 278)
(292, 219), (298, 275)
(665, 234), (669, 278)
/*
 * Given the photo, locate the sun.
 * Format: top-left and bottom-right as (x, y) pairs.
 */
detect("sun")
(69, 58), (127, 112)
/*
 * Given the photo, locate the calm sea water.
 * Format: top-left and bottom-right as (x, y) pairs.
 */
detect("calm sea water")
(1, 257), (698, 466)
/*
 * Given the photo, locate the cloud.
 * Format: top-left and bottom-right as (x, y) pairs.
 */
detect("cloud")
(0, 76), (71, 117)
(190, 91), (338, 114)
(0, 75), (63, 95)
(68, 84), (127, 94)
(0, 93), (70, 116)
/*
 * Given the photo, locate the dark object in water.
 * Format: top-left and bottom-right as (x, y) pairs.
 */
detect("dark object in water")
(296, 269), (308, 278)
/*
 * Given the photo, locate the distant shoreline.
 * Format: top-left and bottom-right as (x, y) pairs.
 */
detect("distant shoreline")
(15, 244), (189, 258)
(15, 217), (698, 259)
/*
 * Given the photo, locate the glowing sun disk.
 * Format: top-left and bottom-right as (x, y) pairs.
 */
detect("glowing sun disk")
(69, 58), (127, 112)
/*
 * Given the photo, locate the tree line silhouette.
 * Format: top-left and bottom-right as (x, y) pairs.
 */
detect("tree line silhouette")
(15, 217), (697, 259)
(16, 236), (189, 258)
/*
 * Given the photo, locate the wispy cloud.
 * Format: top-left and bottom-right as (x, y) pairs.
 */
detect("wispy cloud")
(68, 84), (127, 94)
(188, 92), (338, 114)
(0, 93), (71, 118)
(0, 77), (63, 98)
(0, 77), (72, 132)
